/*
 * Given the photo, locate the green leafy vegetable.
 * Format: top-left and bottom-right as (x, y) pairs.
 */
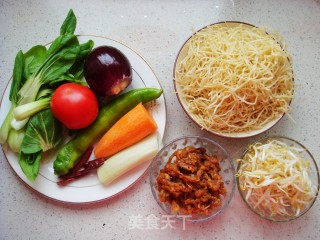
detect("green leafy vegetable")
(0, 8), (94, 146)
(0, 9), (94, 181)
(23, 45), (47, 79)
(19, 109), (63, 180)
(16, 35), (80, 108)
(60, 9), (76, 35)
(9, 50), (25, 103)
(0, 50), (25, 145)
(19, 151), (41, 181)
(21, 109), (62, 153)
(69, 40), (95, 80)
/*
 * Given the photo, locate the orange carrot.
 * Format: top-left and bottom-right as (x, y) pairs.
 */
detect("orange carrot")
(94, 103), (158, 158)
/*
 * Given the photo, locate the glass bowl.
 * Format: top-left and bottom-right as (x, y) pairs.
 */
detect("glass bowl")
(236, 136), (320, 222)
(150, 136), (236, 222)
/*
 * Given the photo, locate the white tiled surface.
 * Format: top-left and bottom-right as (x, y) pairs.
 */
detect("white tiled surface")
(0, 0), (319, 239)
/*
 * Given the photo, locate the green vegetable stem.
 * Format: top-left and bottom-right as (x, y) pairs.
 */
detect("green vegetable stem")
(53, 88), (163, 176)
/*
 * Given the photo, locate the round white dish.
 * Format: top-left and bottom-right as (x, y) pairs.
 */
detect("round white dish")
(0, 35), (167, 203)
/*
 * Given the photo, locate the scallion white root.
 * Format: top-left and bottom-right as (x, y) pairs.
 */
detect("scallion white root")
(97, 133), (162, 185)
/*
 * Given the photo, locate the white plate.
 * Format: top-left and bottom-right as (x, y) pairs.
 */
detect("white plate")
(0, 35), (167, 203)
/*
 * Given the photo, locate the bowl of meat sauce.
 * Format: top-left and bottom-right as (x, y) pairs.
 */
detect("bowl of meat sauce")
(149, 136), (236, 222)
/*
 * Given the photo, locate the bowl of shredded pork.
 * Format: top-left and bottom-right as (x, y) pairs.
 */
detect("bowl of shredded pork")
(174, 21), (294, 138)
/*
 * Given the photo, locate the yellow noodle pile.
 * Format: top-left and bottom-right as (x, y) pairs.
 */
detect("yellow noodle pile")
(175, 24), (294, 134)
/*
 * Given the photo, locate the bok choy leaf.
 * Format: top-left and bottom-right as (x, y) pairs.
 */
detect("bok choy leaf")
(19, 109), (63, 181)
(19, 151), (42, 182)
(23, 45), (47, 80)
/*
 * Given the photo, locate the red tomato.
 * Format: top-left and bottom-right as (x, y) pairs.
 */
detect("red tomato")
(51, 83), (99, 129)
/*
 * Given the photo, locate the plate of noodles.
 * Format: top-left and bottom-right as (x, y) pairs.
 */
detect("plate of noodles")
(173, 21), (294, 138)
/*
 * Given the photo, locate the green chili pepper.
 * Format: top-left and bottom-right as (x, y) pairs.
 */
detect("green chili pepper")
(53, 88), (163, 176)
